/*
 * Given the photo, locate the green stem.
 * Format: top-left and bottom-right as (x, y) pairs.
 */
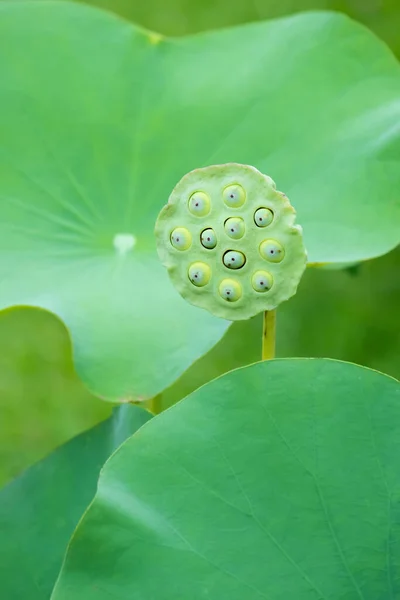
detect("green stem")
(262, 310), (276, 360)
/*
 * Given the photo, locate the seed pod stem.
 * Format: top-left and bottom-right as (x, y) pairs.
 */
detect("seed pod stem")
(262, 309), (276, 360)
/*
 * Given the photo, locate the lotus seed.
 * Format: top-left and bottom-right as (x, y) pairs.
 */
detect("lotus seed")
(252, 270), (273, 292)
(170, 227), (192, 251)
(224, 217), (245, 240)
(201, 228), (217, 249)
(259, 239), (285, 263)
(188, 262), (211, 287)
(254, 207), (273, 228)
(219, 279), (242, 302)
(188, 191), (211, 216)
(223, 250), (246, 270)
(223, 184), (246, 208)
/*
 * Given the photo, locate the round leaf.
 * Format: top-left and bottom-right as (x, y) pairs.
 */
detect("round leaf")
(0, 3), (399, 399)
(0, 404), (151, 600)
(53, 359), (400, 600)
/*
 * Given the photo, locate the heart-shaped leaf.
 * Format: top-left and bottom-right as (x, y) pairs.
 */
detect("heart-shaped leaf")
(52, 359), (400, 600)
(0, 404), (151, 600)
(0, 3), (399, 400)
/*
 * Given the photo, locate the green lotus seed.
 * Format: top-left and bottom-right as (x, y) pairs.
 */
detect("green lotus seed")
(170, 227), (192, 251)
(223, 184), (246, 208)
(223, 250), (246, 270)
(259, 239), (285, 263)
(252, 270), (273, 292)
(224, 217), (245, 240)
(188, 262), (211, 287)
(219, 279), (242, 302)
(201, 228), (217, 249)
(188, 191), (211, 216)
(254, 207), (273, 228)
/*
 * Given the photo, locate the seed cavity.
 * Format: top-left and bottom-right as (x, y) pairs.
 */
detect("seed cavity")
(188, 191), (211, 216)
(259, 239), (285, 263)
(218, 278), (242, 302)
(188, 262), (211, 287)
(252, 270), (273, 292)
(254, 207), (274, 228)
(201, 228), (217, 249)
(222, 184), (246, 208)
(224, 217), (245, 240)
(223, 250), (246, 270)
(170, 227), (192, 251)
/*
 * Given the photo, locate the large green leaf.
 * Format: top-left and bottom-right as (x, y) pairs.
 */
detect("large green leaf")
(52, 359), (400, 599)
(0, 3), (399, 400)
(0, 403), (151, 600)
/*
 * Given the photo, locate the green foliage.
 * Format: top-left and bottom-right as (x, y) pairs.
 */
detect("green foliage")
(0, 2), (399, 599)
(1, 249), (399, 486)
(0, 2), (399, 403)
(164, 248), (400, 409)
(68, 0), (400, 59)
(53, 360), (400, 600)
(0, 308), (109, 486)
(0, 1), (229, 403)
(0, 404), (151, 600)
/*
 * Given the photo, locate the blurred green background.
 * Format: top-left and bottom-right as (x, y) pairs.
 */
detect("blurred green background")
(1, 0), (399, 486)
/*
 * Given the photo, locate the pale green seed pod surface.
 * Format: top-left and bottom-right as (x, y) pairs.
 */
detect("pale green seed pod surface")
(155, 163), (307, 320)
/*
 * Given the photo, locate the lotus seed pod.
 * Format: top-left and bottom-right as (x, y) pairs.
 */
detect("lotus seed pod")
(188, 262), (211, 287)
(223, 184), (246, 208)
(225, 217), (245, 240)
(223, 250), (246, 270)
(155, 163), (307, 320)
(259, 239), (285, 263)
(170, 227), (192, 251)
(252, 270), (273, 292)
(201, 228), (217, 249)
(254, 207), (274, 228)
(219, 279), (242, 302)
(188, 191), (211, 216)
